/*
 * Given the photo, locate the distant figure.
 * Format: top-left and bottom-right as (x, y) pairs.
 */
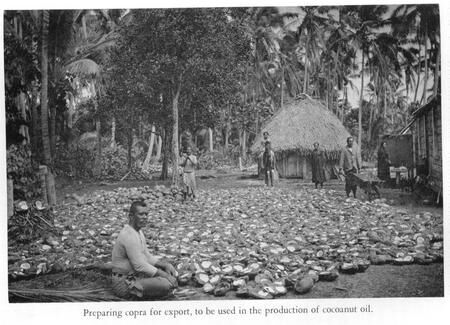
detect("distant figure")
(111, 201), (178, 300)
(258, 131), (271, 176)
(262, 141), (275, 187)
(377, 141), (391, 181)
(339, 137), (361, 198)
(261, 131), (270, 147)
(311, 142), (326, 189)
(180, 146), (197, 200)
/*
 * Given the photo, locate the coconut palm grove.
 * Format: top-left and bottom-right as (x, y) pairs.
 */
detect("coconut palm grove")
(4, 6), (443, 303)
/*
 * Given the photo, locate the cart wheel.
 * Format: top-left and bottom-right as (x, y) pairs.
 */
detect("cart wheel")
(373, 185), (381, 198)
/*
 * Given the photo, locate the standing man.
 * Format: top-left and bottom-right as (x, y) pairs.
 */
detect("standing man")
(258, 132), (271, 176)
(262, 141), (275, 187)
(111, 201), (178, 300)
(339, 137), (361, 198)
(377, 141), (391, 181)
(311, 142), (326, 189)
(261, 131), (270, 147)
(180, 146), (197, 200)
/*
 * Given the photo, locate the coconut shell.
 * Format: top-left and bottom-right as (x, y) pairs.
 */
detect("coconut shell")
(203, 283), (215, 293)
(248, 288), (273, 299)
(222, 265), (233, 275)
(195, 273), (210, 285)
(201, 261), (212, 270)
(232, 278), (247, 288)
(236, 286), (249, 298)
(178, 272), (192, 286)
(209, 274), (221, 285)
(213, 282), (231, 296)
(356, 259), (370, 272)
(273, 285), (288, 296)
(340, 262), (358, 274)
(319, 271), (339, 282)
(393, 256), (414, 265)
(294, 276), (314, 294)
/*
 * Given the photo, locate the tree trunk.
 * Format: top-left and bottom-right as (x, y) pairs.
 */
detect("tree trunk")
(40, 10), (51, 166)
(368, 103), (374, 143)
(49, 45), (57, 158)
(358, 51), (365, 147)
(31, 83), (40, 158)
(142, 124), (156, 171)
(224, 119), (230, 153)
(110, 117), (116, 148)
(171, 77), (182, 185)
(280, 66), (284, 109)
(39, 166), (49, 206)
(326, 65), (330, 110)
(49, 105), (56, 158)
(81, 14), (88, 39)
(242, 129), (247, 160)
(161, 127), (170, 180)
(127, 128), (133, 171)
(46, 171), (57, 206)
(39, 11), (56, 206)
(413, 39), (421, 103)
(94, 119), (102, 176)
(155, 134), (162, 162)
(208, 127), (213, 152)
(31, 18), (40, 156)
(303, 37), (309, 94)
(421, 25), (429, 105)
(433, 44), (440, 97)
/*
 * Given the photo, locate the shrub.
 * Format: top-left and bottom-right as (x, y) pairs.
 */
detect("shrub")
(7, 144), (41, 200)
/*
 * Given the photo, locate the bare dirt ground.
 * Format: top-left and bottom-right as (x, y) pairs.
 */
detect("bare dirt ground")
(34, 170), (443, 301)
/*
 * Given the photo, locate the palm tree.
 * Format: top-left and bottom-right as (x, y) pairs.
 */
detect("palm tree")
(320, 10), (357, 115)
(391, 4), (440, 104)
(340, 5), (390, 146)
(287, 6), (328, 95)
(41, 10), (51, 166)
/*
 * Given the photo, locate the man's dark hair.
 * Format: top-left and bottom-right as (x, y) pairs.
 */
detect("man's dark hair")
(129, 201), (147, 217)
(263, 131), (269, 136)
(347, 136), (353, 141)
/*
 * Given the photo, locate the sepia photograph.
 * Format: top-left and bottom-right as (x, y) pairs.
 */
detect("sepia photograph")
(2, 1), (446, 317)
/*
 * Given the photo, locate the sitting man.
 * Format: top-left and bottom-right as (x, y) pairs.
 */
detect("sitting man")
(111, 201), (178, 299)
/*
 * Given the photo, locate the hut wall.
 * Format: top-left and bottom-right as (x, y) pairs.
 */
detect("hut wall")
(276, 152), (306, 178)
(411, 102), (442, 193)
(276, 152), (337, 180)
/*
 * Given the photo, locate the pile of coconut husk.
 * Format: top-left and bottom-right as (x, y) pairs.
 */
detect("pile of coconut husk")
(8, 201), (56, 243)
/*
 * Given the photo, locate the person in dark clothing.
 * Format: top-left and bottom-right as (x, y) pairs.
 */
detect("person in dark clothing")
(311, 142), (326, 189)
(262, 141), (275, 187)
(377, 141), (391, 181)
(339, 137), (361, 198)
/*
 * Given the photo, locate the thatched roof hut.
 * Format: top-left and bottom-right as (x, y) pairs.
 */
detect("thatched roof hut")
(252, 96), (356, 178)
(252, 96), (355, 159)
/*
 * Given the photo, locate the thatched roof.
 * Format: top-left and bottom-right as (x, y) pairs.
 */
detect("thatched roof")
(251, 96), (356, 160)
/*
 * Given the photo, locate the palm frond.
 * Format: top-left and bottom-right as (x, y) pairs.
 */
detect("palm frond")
(65, 58), (101, 77)
(9, 286), (122, 302)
